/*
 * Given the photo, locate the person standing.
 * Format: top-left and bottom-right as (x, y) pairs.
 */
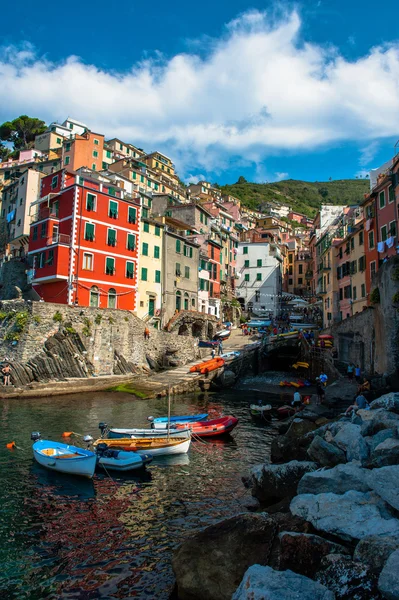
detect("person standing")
(144, 327), (150, 340)
(292, 391), (302, 412)
(347, 363), (354, 380)
(2, 363), (11, 386)
(211, 347), (216, 359)
(355, 365), (361, 383)
(316, 381), (326, 405)
(218, 341), (223, 356)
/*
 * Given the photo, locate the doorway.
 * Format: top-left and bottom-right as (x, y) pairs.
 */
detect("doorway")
(148, 296), (155, 317)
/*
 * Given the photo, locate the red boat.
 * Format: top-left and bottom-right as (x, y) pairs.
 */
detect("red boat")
(276, 405), (296, 420)
(174, 416), (238, 437)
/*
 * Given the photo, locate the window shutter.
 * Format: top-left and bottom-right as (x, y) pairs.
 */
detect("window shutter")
(106, 257), (114, 274)
(176, 240), (181, 253)
(126, 262), (134, 278)
(85, 223), (94, 241)
(128, 207), (136, 224)
(127, 234), (135, 251)
(109, 200), (118, 218)
(108, 229), (116, 246)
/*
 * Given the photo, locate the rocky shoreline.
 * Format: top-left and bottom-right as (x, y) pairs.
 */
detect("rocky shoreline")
(172, 391), (399, 599)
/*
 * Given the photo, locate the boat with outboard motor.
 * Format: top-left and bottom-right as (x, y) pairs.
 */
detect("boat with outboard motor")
(249, 404), (273, 422)
(98, 422), (191, 440)
(151, 413), (208, 424)
(172, 416), (238, 437)
(95, 442), (152, 471)
(31, 433), (97, 478)
(93, 436), (191, 457)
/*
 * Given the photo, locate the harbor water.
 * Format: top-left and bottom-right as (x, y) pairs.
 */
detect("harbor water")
(0, 383), (278, 599)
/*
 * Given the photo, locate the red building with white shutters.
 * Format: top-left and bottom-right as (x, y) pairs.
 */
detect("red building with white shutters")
(28, 169), (141, 310)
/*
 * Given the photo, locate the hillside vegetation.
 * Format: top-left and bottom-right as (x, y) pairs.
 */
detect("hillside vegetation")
(219, 178), (370, 218)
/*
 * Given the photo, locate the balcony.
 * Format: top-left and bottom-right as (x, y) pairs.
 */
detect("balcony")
(318, 288), (327, 295)
(31, 208), (59, 224)
(47, 234), (71, 246)
(321, 264), (331, 272)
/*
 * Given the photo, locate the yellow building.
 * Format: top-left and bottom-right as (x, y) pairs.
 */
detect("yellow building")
(143, 151), (176, 178)
(137, 217), (164, 327)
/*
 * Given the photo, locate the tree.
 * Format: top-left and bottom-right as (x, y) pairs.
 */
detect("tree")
(0, 142), (11, 162)
(236, 175), (247, 184)
(0, 115), (46, 151)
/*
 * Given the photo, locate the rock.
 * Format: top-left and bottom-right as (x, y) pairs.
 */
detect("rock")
(277, 532), (349, 577)
(378, 549), (399, 600)
(315, 554), (383, 600)
(367, 466), (399, 510)
(371, 392), (399, 414)
(286, 418), (318, 438)
(371, 438), (399, 467)
(361, 409), (399, 437)
(367, 429), (397, 452)
(290, 491), (399, 542)
(297, 463), (371, 496)
(307, 436), (346, 467)
(172, 513), (278, 600)
(270, 435), (309, 464)
(333, 424), (369, 463)
(354, 535), (399, 574)
(232, 565), (335, 600)
(249, 460), (317, 504)
(270, 511), (314, 534)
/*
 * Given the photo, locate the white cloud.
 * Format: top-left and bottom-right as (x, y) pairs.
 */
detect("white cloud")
(359, 140), (380, 167)
(274, 172), (289, 181)
(1, 9), (399, 177)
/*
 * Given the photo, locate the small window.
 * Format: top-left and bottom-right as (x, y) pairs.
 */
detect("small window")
(154, 245), (160, 259)
(175, 263), (181, 276)
(368, 231), (375, 249)
(126, 261), (134, 279)
(243, 246), (248, 254)
(127, 234), (135, 251)
(370, 261), (376, 278)
(381, 225), (388, 242)
(106, 150), (112, 159)
(390, 221), (397, 237)
(41, 222), (47, 238)
(47, 249), (54, 266)
(92, 164), (96, 171)
(142, 207), (148, 218)
(361, 283), (366, 297)
(142, 242), (149, 256)
(389, 185), (395, 203)
(38, 252), (46, 268)
(32, 226), (38, 241)
(141, 267), (148, 281)
(359, 231), (364, 245)
(102, 162), (108, 170)
(56, 137), (61, 144)
(128, 207), (137, 224)
(379, 191), (385, 209)
(155, 225), (161, 236)
(108, 288), (117, 309)
(64, 156), (70, 165)
(84, 222), (95, 241)
(90, 286), (99, 307)
(185, 266), (190, 279)
(244, 274), (250, 282)
(65, 142), (71, 151)
(257, 259), (262, 267)
(298, 264), (303, 274)
(106, 257), (115, 275)
(107, 228), (116, 247)
(353, 286), (357, 300)
(155, 270), (161, 283)
(244, 260), (249, 268)
(93, 150), (98, 158)
(298, 277), (303, 284)
(86, 193), (96, 211)
(109, 200), (118, 219)
(256, 273), (262, 281)
(83, 253), (93, 270)
(143, 222), (150, 233)
(94, 139), (99, 146)
(176, 239), (181, 253)
(51, 175), (58, 189)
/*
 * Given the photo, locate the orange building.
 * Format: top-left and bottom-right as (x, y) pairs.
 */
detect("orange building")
(62, 131), (105, 172)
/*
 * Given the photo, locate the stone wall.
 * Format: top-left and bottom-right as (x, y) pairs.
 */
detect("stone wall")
(328, 258), (399, 380)
(0, 300), (199, 385)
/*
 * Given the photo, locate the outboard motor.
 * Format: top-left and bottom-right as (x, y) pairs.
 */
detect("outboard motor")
(31, 432), (41, 441)
(96, 442), (108, 455)
(83, 435), (93, 445)
(98, 422), (108, 437)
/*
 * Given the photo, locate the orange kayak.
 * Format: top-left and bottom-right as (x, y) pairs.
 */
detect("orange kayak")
(189, 357), (224, 373)
(199, 359), (225, 374)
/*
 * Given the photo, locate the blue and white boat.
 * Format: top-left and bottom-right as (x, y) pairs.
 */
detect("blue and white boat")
(95, 443), (153, 472)
(107, 427), (191, 439)
(32, 438), (97, 478)
(151, 413), (208, 424)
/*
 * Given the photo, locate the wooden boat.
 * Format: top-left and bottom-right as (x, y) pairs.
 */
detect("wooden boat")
(94, 436), (191, 457)
(95, 443), (153, 471)
(107, 427), (191, 439)
(250, 404), (273, 421)
(152, 413), (208, 424)
(173, 416), (238, 437)
(276, 405), (296, 420)
(189, 358), (224, 373)
(32, 439), (97, 478)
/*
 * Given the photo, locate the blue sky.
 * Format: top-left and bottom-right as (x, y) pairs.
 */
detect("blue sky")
(1, 0), (399, 185)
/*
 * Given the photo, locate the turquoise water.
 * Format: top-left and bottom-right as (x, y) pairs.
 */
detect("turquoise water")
(0, 387), (276, 599)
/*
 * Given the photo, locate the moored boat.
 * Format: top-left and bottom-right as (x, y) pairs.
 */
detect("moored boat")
(95, 443), (152, 471)
(213, 329), (231, 340)
(189, 358), (224, 373)
(94, 436), (191, 457)
(276, 405), (296, 420)
(173, 416), (238, 437)
(151, 413), (208, 424)
(250, 404), (273, 421)
(32, 435), (97, 478)
(106, 427), (191, 439)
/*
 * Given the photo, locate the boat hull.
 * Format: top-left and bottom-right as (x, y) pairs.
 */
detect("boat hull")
(33, 440), (96, 478)
(97, 450), (152, 471)
(153, 413), (208, 424)
(108, 428), (191, 439)
(174, 416), (238, 437)
(95, 437), (191, 457)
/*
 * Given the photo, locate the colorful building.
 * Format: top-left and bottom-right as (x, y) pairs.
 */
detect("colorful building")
(28, 169), (141, 310)
(136, 217), (164, 325)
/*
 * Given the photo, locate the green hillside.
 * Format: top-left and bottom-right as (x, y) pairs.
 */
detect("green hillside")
(219, 178), (370, 218)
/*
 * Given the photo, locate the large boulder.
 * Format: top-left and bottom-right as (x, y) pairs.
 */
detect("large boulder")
(249, 460), (317, 504)
(290, 491), (399, 542)
(371, 392), (399, 414)
(370, 438), (399, 467)
(366, 429), (397, 452)
(277, 532), (349, 578)
(285, 418), (318, 438)
(361, 409), (399, 437)
(315, 554), (383, 600)
(307, 436), (346, 467)
(232, 565), (335, 600)
(172, 513), (278, 600)
(297, 463), (371, 496)
(367, 465), (399, 511)
(333, 424), (369, 463)
(270, 435), (309, 464)
(354, 535), (399, 574)
(378, 549), (399, 600)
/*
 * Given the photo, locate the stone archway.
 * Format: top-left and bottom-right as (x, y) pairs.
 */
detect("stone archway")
(192, 321), (204, 338)
(178, 322), (190, 336)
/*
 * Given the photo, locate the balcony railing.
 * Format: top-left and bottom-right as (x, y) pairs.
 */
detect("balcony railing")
(31, 208), (59, 224)
(47, 234), (71, 246)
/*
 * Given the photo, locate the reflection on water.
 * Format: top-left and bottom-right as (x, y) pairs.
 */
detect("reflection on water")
(0, 387), (277, 599)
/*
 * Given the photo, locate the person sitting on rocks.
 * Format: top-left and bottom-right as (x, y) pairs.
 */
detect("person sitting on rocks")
(291, 391), (303, 412)
(358, 378), (371, 394)
(345, 393), (368, 416)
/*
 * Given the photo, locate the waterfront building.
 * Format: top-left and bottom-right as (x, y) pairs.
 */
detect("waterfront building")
(236, 230), (283, 316)
(137, 217), (164, 326)
(62, 130), (105, 173)
(28, 168), (141, 310)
